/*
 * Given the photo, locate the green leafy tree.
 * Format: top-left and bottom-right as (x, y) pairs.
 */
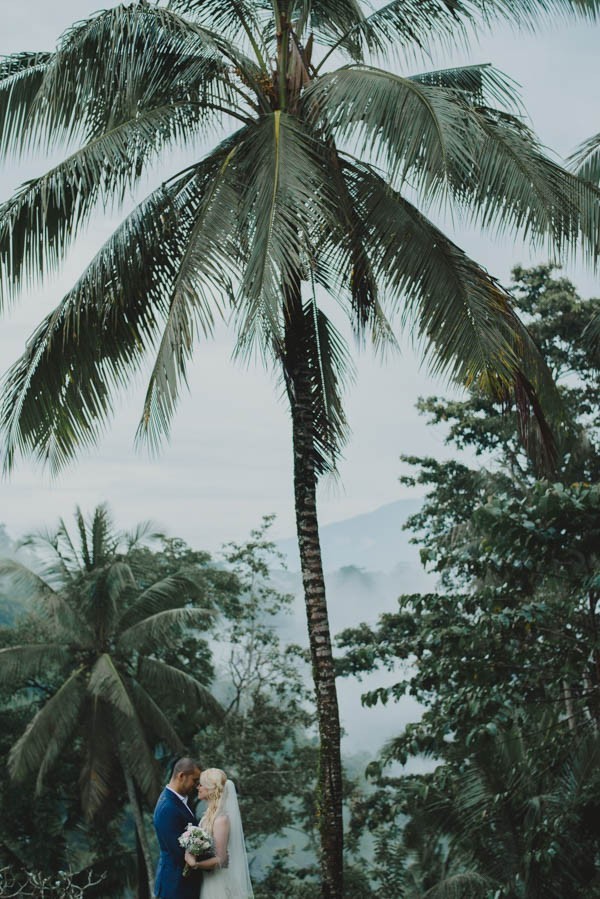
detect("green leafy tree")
(198, 518), (318, 849)
(337, 266), (600, 894)
(2, 8), (600, 895)
(0, 505), (221, 897)
(0, 615), (148, 897)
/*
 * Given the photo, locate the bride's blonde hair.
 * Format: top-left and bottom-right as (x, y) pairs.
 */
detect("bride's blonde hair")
(200, 768), (227, 833)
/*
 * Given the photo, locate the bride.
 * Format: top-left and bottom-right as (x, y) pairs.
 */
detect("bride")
(185, 768), (254, 899)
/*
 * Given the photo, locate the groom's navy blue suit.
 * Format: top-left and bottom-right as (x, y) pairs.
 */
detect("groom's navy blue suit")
(153, 788), (201, 899)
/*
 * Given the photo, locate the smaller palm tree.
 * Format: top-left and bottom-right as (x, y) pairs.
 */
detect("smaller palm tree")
(424, 722), (600, 898)
(0, 505), (220, 897)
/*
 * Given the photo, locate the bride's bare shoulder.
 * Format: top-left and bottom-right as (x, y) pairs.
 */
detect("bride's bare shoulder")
(214, 813), (230, 827)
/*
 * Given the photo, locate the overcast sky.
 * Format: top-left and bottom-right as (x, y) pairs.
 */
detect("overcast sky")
(1, 1), (599, 552)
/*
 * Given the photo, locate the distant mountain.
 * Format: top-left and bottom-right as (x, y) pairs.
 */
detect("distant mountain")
(275, 498), (424, 573)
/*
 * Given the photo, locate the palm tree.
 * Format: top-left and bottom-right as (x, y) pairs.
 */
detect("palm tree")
(1, 3), (600, 895)
(0, 505), (220, 898)
(570, 137), (600, 348)
(422, 722), (600, 898)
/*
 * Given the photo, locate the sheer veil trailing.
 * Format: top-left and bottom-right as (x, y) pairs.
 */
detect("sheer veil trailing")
(219, 779), (253, 898)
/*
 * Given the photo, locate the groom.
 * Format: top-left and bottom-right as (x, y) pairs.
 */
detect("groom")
(153, 757), (202, 899)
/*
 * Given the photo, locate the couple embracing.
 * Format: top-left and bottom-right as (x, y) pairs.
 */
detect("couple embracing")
(153, 757), (253, 899)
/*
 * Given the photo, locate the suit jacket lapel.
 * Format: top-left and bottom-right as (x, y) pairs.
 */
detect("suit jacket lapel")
(167, 788), (196, 823)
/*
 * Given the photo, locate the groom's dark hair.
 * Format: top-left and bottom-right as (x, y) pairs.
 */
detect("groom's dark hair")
(170, 756), (201, 778)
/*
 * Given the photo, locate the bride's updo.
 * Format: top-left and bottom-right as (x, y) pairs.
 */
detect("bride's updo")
(200, 767), (227, 833)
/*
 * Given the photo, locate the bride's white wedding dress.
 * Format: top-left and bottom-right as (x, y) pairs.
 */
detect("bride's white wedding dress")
(200, 780), (254, 899)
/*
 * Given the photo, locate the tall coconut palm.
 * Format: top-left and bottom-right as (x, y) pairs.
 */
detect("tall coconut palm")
(0, 505), (220, 897)
(1, 3), (600, 895)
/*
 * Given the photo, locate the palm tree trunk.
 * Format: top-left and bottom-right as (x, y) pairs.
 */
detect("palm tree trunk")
(123, 768), (155, 899)
(289, 362), (344, 899)
(136, 832), (151, 899)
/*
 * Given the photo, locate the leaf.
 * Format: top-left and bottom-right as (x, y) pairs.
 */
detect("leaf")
(303, 65), (474, 202)
(314, 0), (600, 69)
(0, 149), (237, 473)
(569, 131), (600, 184)
(0, 52), (52, 157)
(127, 679), (186, 751)
(87, 655), (161, 801)
(0, 558), (56, 601)
(8, 667), (86, 783)
(0, 644), (70, 688)
(88, 654), (136, 717)
(279, 300), (353, 475)
(136, 138), (242, 450)
(345, 161), (561, 471)
(117, 572), (208, 631)
(231, 112), (339, 361)
(118, 607), (215, 653)
(138, 656), (223, 719)
(79, 700), (119, 821)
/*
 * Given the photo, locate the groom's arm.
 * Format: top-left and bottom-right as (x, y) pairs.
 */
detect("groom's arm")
(155, 802), (187, 863)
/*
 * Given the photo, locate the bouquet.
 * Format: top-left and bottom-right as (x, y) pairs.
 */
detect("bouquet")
(178, 823), (214, 877)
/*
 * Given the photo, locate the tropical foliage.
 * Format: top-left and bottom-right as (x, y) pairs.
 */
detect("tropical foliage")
(0, 510), (336, 897)
(196, 518), (319, 844)
(0, 505), (222, 896)
(338, 267), (600, 896)
(3, 4), (600, 894)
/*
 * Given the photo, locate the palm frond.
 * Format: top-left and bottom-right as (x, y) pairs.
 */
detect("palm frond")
(0, 558), (56, 601)
(8, 667), (85, 783)
(311, 146), (399, 355)
(422, 870), (490, 898)
(0, 52), (52, 156)
(82, 562), (135, 640)
(556, 730), (600, 804)
(0, 644), (70, 688)
(90, 504), (119, 568)
(118, 573), (209, 631)
(128, 679), (186, 751)
(315, 0), (600, 69)
(136, 139), (242, 451)
(314, 0), (469, 65)
(54, 518), (84, 575)
(297, 0), (367, 60)
(138, 656), (223, 718)
(303, 65), (474, 202)
(410, 63), (521, 112)
(0, 148), (238, 473)
(582, 309), (600, 359)
(79, 700), (119, 822)
(168, 0), (272, 67)
(0, 95), (234, 305)
(87, 657), (160, 801)
(75, 506), (93, 571)
(88, 654), (137, 717)
(232, 112), (339, 360)
(346, 162), (560, 472)
(305, 66), (600, 263)
(118, 607), (215, 653)
(280, 301), (353, 475)
(125, 520), (164, 551)
(4, 547), (86, 632)
(104, 561), (136, 604)
(447, 105), (600, 261)
(569, 131), (600, 184)
(9, 5), (237, 153)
